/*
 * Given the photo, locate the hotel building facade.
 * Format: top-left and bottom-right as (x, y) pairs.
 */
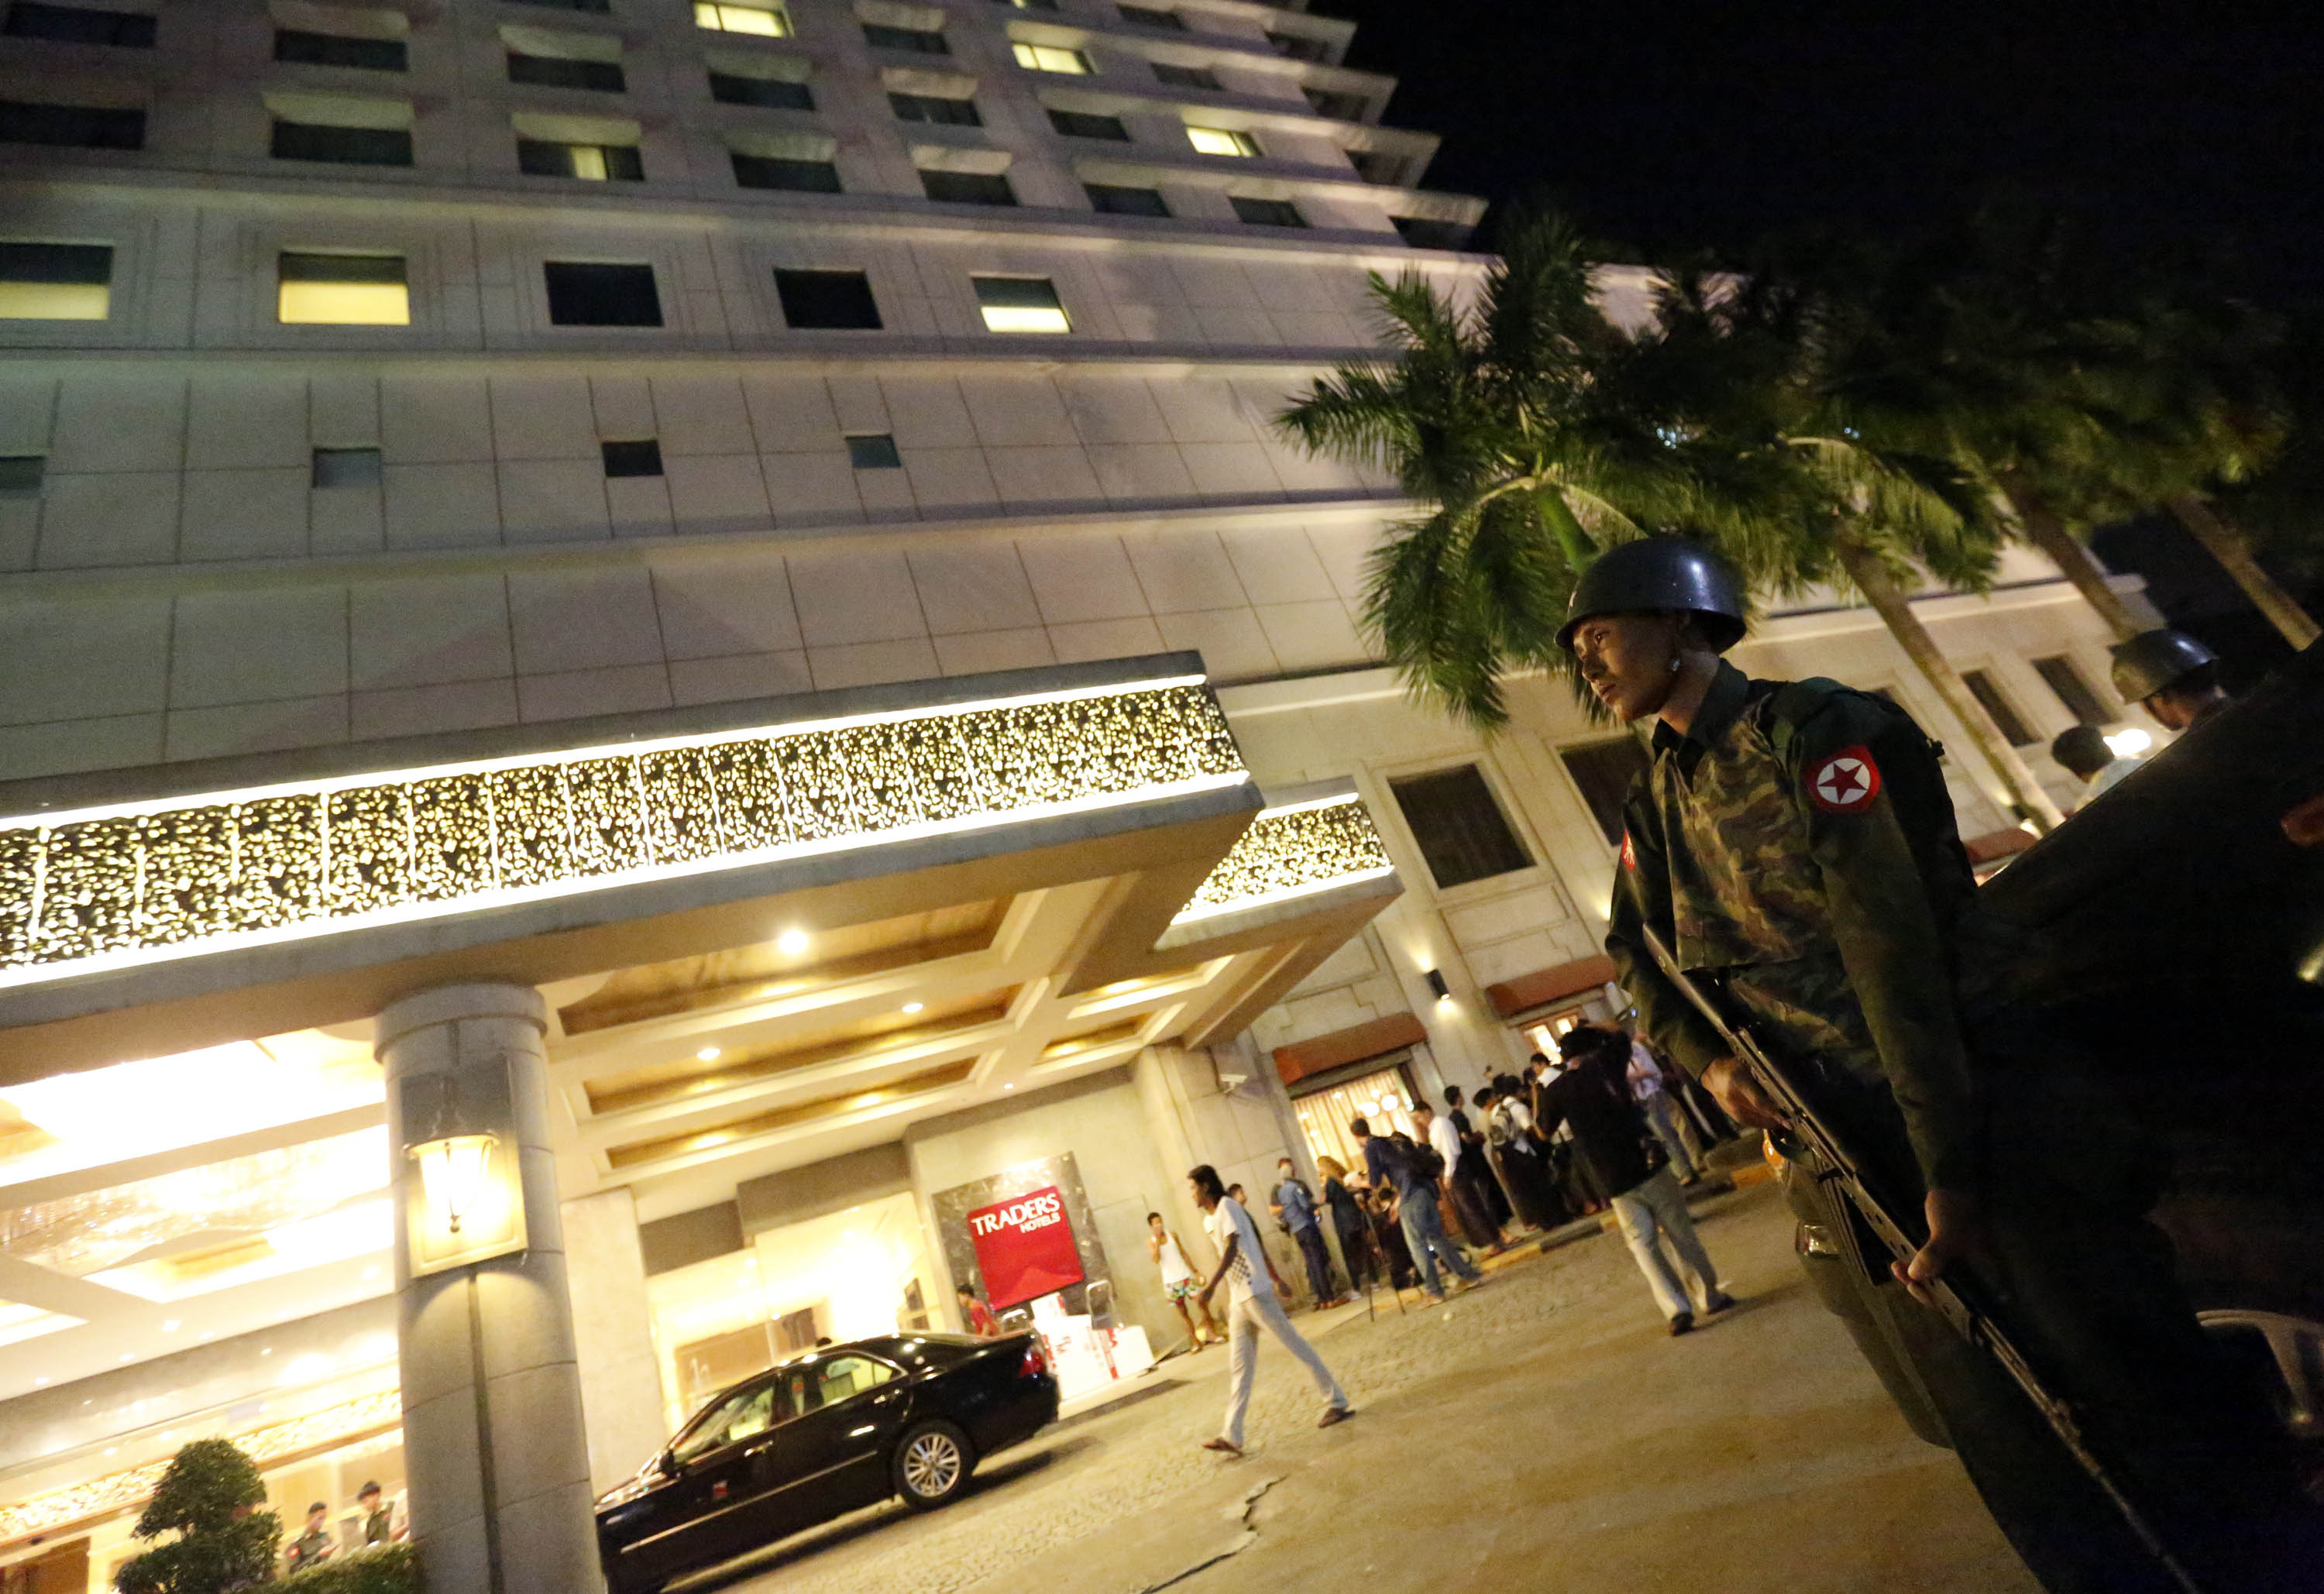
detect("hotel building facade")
(0, 0), (2156, 1586)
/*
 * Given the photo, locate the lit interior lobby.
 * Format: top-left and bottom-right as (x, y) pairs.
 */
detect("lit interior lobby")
(0, 653), (1401, 1594)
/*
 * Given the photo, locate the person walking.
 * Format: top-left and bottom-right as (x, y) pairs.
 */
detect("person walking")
(1188, 1163), (1351, 1455)
(1548, 1026), (1734, 1333)
(1352, 1115), (1480, 1302)
(1269, 1156), (1346, 1307)
(1150, 1211), (1222, 1349)
(1568, 534), (2320, 1591)
(1625, 1029), (1703, 1183)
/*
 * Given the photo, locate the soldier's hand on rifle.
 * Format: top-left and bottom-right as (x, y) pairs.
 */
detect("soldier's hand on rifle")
(1702, 1056), (1786, 1131)
(1893, 1188), (1986, 1310)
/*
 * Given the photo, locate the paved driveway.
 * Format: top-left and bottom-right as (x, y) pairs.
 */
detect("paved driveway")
(685, 1183), (2039, 1594)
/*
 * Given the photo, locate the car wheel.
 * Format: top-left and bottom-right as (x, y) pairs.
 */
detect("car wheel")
(893, 1419), (975, 1510)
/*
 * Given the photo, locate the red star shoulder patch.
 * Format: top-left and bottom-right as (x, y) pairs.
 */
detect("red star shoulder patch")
(1807, 746), (1882, 813)
(1620, 832), (1637, 870)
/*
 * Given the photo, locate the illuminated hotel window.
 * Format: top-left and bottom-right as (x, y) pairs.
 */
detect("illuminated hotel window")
(517, 137), (642, 180)
(1085, 181), (1166, 216)
(695, 2), (788, 34)
(0, 241), (112, 320)
(1150, 60), (1215, 88)
(1229, 194), (1303, 227)
(972, 275), (1068, 334)
(1184, 124), (1255, 156)
(1012, 41), (1088, 74)
(277, 251), (409, 325)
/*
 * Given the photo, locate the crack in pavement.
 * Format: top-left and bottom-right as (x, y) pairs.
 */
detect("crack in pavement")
(1129, 1475), (1283, 1594)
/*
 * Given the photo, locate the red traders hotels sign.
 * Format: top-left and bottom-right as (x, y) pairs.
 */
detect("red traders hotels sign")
(965, 1185), (1085, 1311)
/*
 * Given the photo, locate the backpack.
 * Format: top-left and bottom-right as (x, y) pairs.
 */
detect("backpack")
(1403, 1135), (1446, 1183)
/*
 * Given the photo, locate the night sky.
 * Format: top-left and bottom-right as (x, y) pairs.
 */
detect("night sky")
(1328, 0), (2324, 660)
(1335, 0), (2324, 300)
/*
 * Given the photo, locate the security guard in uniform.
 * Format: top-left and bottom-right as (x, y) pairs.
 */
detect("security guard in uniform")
(2112, 627), (2231, 732)
(1566, 538), (2316, 1594)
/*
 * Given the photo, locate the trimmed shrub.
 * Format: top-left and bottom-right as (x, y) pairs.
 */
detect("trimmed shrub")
(285, 1541), (425, 1594)
(114, 1439), (280, 1594)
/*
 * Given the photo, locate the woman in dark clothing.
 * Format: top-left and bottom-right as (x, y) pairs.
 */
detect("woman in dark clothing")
(1317, 1155), (1377, 1290)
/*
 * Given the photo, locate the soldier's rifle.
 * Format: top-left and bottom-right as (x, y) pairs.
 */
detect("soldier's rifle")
(1636, 922), (2206, 1594)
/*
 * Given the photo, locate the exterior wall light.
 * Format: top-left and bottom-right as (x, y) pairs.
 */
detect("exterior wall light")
(1425, 969), (1451, 1001)
(410, 1133), (499, 1235)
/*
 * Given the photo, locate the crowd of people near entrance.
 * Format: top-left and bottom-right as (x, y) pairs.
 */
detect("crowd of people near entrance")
(1153, 1019), (1742, 1354)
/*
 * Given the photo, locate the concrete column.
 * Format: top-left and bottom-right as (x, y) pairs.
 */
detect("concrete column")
(560, 1188), (669, 1494)
(378, 983), (603, 1594)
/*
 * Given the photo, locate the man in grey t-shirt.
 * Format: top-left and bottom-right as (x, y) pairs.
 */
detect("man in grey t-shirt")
(1191, 1163), (1350, 1454)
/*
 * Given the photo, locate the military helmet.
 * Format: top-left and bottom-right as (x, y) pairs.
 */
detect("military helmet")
(1556, 537), (1748, 654)
(2109, 628), (2218, 703)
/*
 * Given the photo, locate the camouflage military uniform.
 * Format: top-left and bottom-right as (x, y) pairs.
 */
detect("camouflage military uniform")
(1607, 660), (2315, 1594)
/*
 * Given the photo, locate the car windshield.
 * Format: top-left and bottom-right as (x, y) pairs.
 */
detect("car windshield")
(670, 1381), (786, 1464)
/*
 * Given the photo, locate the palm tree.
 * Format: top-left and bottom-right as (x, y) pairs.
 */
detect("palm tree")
(1273, 213), (1790, 728)
(1652, 257), (2071, 831)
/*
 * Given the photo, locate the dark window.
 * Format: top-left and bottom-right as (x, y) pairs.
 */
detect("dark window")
(1387, 765), (1532, 889)
(1265, 28), (1327, 60)
(2032, 655), (2114, 725)
(732, 152), (841, 191)
(889, 91), (979, 125)
(0, 455), (45, 496)
(1961, 668), (2038, 747)
(311, 447), (382, 488)
(279, 250), (404, 283)
(271, 120), (412, 165)
(1347, 149), (1401, 184)
(1085, 181), (1167, 216)
(274, 28), (406, 69)
(510, 0), (610, 10)
(1558, 738), (1652, 847)
(4, 2), (153, 45)
(601, 438), (664, 477)
(1229, 195), (1303, 226)
(1301, 88), (1364, 119)
(773, 267), (880, 328)
(0, 240), (112, 285)
(1149, 61), (1216, 88)
(709, 72), (811, 108)
(1116, 4), (1182, 26)
(517, 139), (644, 180)
(507, 51), (625, 91)
(1393, 215), (1469, 250)
(861, 22), (945, 52)
(1047, 107), (1129, 140)
(542, 261), (661, 326)
(845, 434), (902, 469)
(920, 168), (1015, 205)
(0, 99), (144, 149)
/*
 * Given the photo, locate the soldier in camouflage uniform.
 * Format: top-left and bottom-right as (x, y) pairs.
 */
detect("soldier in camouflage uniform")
(1564, 538), (2315, 1594)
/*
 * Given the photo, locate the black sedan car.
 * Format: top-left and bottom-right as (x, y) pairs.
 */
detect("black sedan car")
(595, 1331), (1060, 1594)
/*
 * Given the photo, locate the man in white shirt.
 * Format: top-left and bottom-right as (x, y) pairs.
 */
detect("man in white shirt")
(1417, 1101), (1502, 1253)
(1625, 1032), (1702, 1183)
(1191, 1163), (1351, 1454)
